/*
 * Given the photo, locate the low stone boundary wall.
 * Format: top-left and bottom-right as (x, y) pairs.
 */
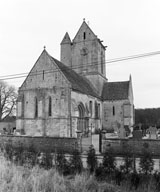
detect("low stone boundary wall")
(103, 138), (160, 158)
(0, 135), (79, 153)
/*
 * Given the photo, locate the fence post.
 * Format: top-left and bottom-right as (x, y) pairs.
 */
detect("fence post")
(99, 129), (106, 153)
(76, 130), (82, 152)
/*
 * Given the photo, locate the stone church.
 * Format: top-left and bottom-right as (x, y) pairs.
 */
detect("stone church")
(16, 20), (134, 137)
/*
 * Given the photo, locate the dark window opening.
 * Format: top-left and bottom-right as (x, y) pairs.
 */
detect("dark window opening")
(101, 51), (103, 74)
(43, 70), (44, 80)
(13, 127), (16, 133)
(98, 104), (100, 118)
(113, 106), (115, 116)
(89, 101), (92, 117)
(83, 32), (86, 40)
(48, 96), (52, 116)
(22, 94), (24, 117)
(35, 97), (38, 118)
(95, 102), (98, 118)
(95, 102), (100, 119)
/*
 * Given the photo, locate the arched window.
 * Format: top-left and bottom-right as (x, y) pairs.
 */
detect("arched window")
(95, 101), (98, 119)
(77, 103), (86, 133)
(89, 101), (92, 117)
(95, 102), (100, 119)
(48, 96), (52, 116)
(98, 104), (100, 118)
(113, 106), (115, 116)
(35, 97), (38, 118)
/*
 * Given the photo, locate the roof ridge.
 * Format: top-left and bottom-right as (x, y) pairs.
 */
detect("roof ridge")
(106, 80), (129, 84)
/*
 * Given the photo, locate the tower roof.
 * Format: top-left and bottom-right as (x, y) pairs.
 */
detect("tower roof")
(61, 32), (71, 44)
(73, 19), (96, 42)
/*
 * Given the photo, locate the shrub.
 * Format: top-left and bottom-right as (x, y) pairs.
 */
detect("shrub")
(95, 148), (117, 181)
(12, 144), (25, 165)
(3, 142), (14, 161)
(69, 149), (83, 174)
(121, 145), (134, 174)
(87, 145), (98, 173)
(37, 152), (53, 169)
(102, 148), (116, 175)
(95, 163), (106, 180)
(56, 150), (70, 175)
(130, 171), (140, 190)
(139, 148), (154, 175)
(154, 171), (160, 191)
(114, 169), (124, 186)
(3, 142), (38, 167)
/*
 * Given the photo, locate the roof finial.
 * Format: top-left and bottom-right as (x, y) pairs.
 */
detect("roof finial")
(43, 45), (46, 50)
(83, 18), (85, 22)
(129, 74), (132, 81)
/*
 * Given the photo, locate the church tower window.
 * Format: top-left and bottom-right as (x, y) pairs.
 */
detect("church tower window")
(35, 97), (38, 118)
(83, 32), (86, 40)
(48, 96), (52, 116)
(101, 51), (103, 74)
(113, 106), (115, 116)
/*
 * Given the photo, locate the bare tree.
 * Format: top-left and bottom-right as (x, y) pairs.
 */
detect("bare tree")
(0, 81), (17, 121)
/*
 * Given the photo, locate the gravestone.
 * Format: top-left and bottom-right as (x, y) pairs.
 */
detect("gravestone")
(148, 126), (157, 139)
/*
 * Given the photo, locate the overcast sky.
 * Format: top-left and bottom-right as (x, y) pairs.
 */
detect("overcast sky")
(0, 0), (160, 109)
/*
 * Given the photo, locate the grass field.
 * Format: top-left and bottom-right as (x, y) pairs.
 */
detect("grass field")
(0, 151), (158, 192)
(0, 154), (120, 192)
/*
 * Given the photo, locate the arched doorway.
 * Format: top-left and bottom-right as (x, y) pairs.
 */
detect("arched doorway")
(77, 103), (89, 136)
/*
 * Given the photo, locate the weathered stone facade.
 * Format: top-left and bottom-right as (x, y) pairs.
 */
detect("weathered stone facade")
(102, 77), (134, 136)
(17, 51), (71, 137)
(16, 20), (134, 138)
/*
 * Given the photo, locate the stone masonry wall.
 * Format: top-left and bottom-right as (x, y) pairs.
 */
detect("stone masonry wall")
(17, 50), (71, 137)
(103, 100), (134, 132)
(103, 138), (160, 158)
(0, 135), (78, 153)
(103, 100), (124, 131)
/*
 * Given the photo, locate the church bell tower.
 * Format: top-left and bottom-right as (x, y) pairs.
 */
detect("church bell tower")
(60, 19), (108, 96)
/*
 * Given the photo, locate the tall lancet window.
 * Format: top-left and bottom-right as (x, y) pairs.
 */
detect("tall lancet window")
(83, 32), (86, 40)
(113, 106), (115, 116)
(42, 70), (45, 80)
(48, 96), (52, 116)
(101, 51), (103, 74)
(35, 97), (38, 118)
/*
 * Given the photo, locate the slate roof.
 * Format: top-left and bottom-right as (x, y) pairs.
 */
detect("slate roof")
(102, 81), (129, 101)
(49, 56), (99, 98)
(2, 116), (16, 122)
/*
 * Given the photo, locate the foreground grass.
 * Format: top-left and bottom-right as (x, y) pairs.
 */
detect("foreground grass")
(0, 155), (120, 192)
(0, 155), (158, 192)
